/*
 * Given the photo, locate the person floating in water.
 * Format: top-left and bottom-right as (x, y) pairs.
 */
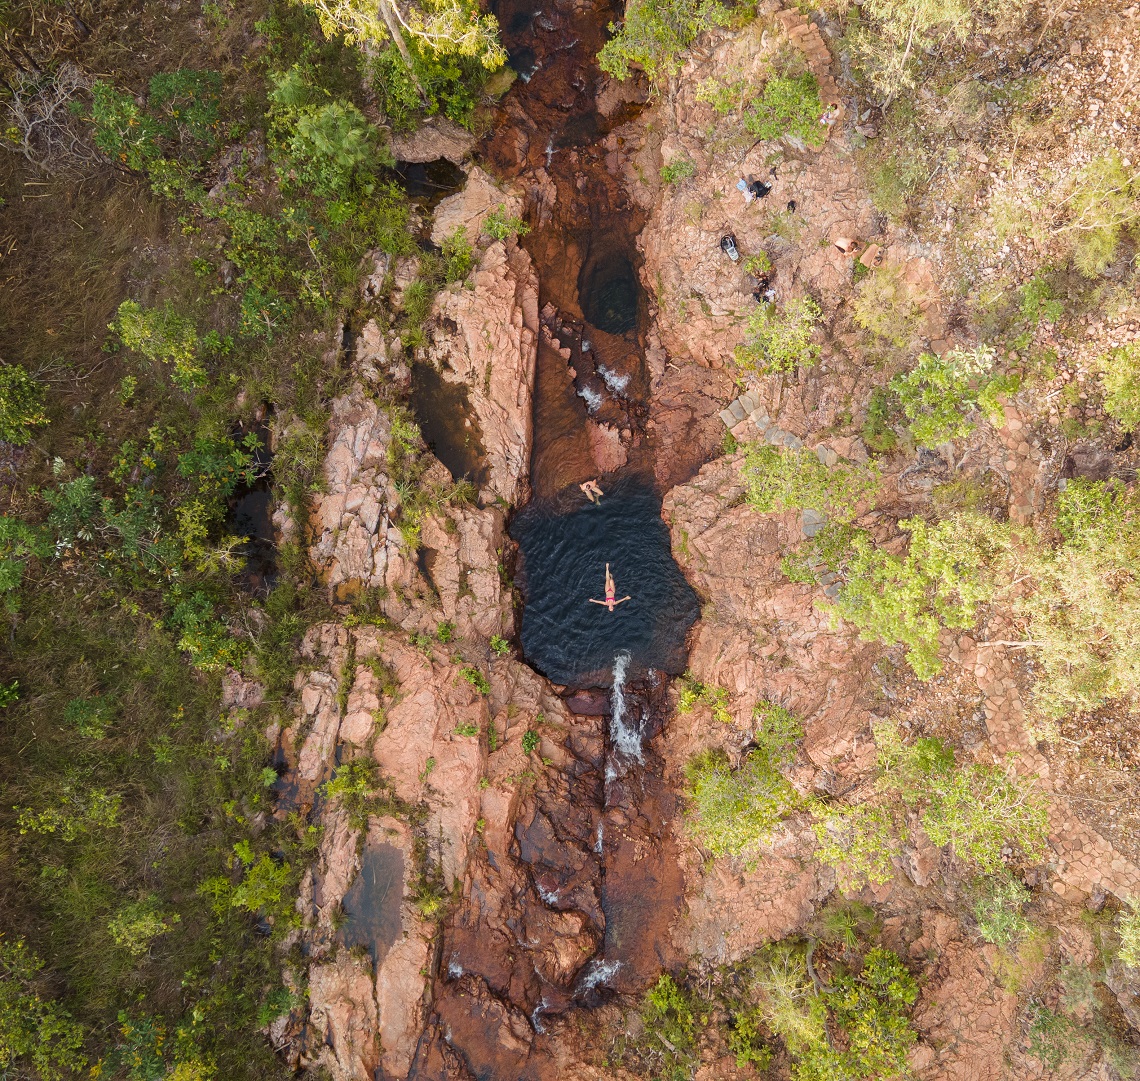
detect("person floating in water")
(588, 563), (630, 612)
(580, 479), (604, 503)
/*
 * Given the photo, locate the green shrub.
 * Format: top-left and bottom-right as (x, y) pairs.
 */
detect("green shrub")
(63, 695), (114, 739)
(598, 0), (729, 83)
(752, 700), (803, 766)
(973, 875), (1033, 946)
(726, 1008), (772, 1069)
(676, 673), (730, 722)
(744, 72), (824, 147)
(890, 345), (1015, 447)
(861, 386), (899, 453)
(743, 251), (771, 277)
(752, 946), (827, 1054)
(280, 100), (387, 200)
(168, 591), (245, 671)
(1025, 1003), (1081, 1068)
(797, 948), (917, 1081)
(0, 937), (87, 1080)
(459, 664), (490, 694)
(823, 512), (1011, 679)
(814, 721), (1048, 884)
(108, 897), (180, 956)
(811, 801), (899, 888)
(852, 264), (926, 348)
(1095, 341), (1140, 430)
(1062, 152), (1140, 277)
(1117, 900), (1140, 968)
(0, 364), (48, 445)
(112, 300), (205, 391)
(483, 204), (529, 241)
(489, 634), (510, 655)
(742, 444), (879, 524)
(0, 517), (51, 613)
(16, 784), (122, 840)
(1017, 479), (1140, 715)
(660, 157), (697, 185)
(521, 729), (540, 755)
(441, 226), (476, 282)
(640, 974), (697, 1078)
(736, 295), (821, 373)
(683, 744), (798, 858)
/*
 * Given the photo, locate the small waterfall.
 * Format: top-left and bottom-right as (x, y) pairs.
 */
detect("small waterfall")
(577, 958), (622, 993)
(597, 363), (630, 396)
(577, 384), (603, 413)
(609, 651), (643, 761)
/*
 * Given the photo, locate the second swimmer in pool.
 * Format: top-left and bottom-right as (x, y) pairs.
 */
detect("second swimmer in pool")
(588, 563), (630, 612)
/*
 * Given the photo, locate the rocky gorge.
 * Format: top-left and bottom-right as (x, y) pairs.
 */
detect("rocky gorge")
(260, 1), (1140, 1078)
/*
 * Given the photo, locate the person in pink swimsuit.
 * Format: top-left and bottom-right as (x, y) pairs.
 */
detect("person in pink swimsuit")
(588, 563), (630, 612)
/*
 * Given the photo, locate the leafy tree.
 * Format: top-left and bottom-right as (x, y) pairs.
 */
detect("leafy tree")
(281, 100), (389, 200)
(598, 0), (729, 83)
(303, 0), (506, 73)
(736, 295), (822, 373)
(823, 512), (1011, 679)
(684, 715), (801, 858)
(1017, 479), (1140, 715)
(890, 344), (1016, 447)
(742, 444), (879, 524)
(0, 937), (87, 1080)
(0, 363), (47, 444)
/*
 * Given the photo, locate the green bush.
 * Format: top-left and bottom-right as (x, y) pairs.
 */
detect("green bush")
(108, 897), (179, 956)
(598, 0), (729, 83)
(660, 157), (697, 185)
(483, 204), (529, 241)
(1095, 341), (1140, 430)
(736, 295), (822, 373)
(112, 300), (205, 391)
(521, 729), (540, 754)
(861, 386), (899, 453)
(973, 875), (1033, 946)
(1017, 479), (1140, 715)
(640, 974), (697, 1078)
(744, 72), (824, 147)
(0, 364), (48, 445)
(890, 345), (1015, 447)
(280, 100), (388, 200)
(684, 734), (799, 859)
(0, 937), (87, 1080)
(1118, 900), (1140, 969)
(852, 264), (929, 349)
(823, 512), (1011, 679)
(814, 721), (1048, 884)
(441, 226), (476, 282)
(1062, 152), (1140, 277)
(742, 444), (879, 524)
(797, 948), (917, 1081)
(63, 695), (114, 739)
(676, 672), (732, 722)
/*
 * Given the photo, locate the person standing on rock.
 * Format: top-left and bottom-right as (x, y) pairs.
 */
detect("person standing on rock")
(589, 563), (630, 611)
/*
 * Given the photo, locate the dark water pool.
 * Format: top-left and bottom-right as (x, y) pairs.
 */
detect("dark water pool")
(339, 843), (405, 965)
(579, 251), (640, 335)
(511, 477), (699, 687)
(410, 362), (489, 488)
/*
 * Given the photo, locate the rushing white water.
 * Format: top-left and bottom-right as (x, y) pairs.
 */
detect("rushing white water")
(531, 996), (550, 1033)
(536, 882), (561, 906)
(597, 363), (630, 396)
(545, 137), (554, 167)
(577, 384), (604, 413)
(609, 651), (643, 761)
(578, 958), (622, 992)
(595, 821), (604, 854)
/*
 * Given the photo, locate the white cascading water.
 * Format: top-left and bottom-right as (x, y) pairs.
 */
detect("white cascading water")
(577, 958), (622, 993)
(609, 651), (643, 761)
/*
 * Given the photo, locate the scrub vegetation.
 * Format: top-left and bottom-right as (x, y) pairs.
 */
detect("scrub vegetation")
(0, 0), (503, 1075)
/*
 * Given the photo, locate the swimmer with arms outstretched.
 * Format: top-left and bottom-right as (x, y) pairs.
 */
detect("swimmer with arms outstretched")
(580, 479), (604, 503)
(588, 563), (630, 612)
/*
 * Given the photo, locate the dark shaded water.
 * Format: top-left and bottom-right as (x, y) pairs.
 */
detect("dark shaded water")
(511, 477), (699, 687)
(339, 843), (405, 965)
(393, 157), (467, 207)
(410, 361), (489, 487)
(579, 252), (639, 335)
